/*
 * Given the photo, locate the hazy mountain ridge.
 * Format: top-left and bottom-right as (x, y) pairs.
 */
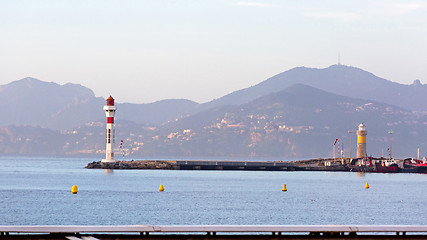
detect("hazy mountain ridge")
(1, 83), (425, 158)
(0, 78), (199, 129)
(0, 77), (105, 130)
(1, 65), (426, 130)
(168, 83), (415, 134)
(153, 84), (425, 158)
(119, 99), (199, 126)
(1, 65), (427, 158)
(201, 65), (426, 112)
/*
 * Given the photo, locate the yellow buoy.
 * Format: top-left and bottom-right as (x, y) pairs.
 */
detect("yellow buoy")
(365, 182), (370, 189)
(159, 184), (165, 192)
(282, 184), (287, 191)
(71, 185), (78, 194)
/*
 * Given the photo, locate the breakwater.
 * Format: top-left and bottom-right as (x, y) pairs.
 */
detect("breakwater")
(85, 158), (350, 171)
(86, 158), (427, 173)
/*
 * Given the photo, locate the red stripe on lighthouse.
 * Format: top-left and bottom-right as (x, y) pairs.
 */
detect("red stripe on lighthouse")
(107, 117), (114, 124)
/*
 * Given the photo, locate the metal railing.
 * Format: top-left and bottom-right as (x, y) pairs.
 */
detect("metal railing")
(1, 225), (427, 235)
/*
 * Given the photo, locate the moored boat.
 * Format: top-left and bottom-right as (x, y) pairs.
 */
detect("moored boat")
(400, 158), (422, 173)
(415, 163), (427, 173)
(375, 161), (399, 173)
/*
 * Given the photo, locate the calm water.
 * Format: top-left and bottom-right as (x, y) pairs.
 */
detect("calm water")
(1, 157), (427, 226)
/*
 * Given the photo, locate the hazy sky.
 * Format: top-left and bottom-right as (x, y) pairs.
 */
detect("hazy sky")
(1, 0), (426, 104)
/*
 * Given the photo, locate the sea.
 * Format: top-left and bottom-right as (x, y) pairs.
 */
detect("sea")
(1, 157), (427, 226)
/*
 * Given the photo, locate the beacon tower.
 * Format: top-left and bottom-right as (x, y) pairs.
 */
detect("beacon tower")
(102, 96), (116, 163)
(356, 123), (367, 158)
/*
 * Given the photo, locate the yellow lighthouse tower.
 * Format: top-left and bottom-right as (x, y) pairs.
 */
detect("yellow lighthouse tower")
(356, 123), (367, 158)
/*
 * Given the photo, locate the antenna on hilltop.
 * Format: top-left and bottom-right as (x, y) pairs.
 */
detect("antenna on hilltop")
(338, 52), (341, 65)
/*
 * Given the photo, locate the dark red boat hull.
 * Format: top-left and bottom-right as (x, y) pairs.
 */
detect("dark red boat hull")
(415, 164), (427, 173)
(375, 163), (400, 173)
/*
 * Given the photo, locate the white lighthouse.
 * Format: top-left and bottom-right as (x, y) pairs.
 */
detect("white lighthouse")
(102, 96), (116, 163)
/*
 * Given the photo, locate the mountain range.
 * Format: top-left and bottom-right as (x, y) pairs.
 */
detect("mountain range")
(0, 65), (426, 158)
(201, 65), (426, 112)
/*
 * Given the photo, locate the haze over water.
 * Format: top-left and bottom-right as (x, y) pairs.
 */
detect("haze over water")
(1, 157), (427, 225)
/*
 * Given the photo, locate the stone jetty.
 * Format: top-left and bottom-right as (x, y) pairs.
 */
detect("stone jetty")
(86, 160), (178, 170)
(85, 158), (351, 171)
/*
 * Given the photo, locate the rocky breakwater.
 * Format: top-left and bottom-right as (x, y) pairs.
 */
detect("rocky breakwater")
(85, 160), (178, 169)
(85, 158), (351, 171)
(292, 158), (350, 171)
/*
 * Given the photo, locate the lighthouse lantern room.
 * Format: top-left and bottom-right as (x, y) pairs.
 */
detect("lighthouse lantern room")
(102, 96), (116, 163)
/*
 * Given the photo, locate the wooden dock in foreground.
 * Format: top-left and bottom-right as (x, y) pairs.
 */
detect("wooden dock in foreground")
(2, 225), (427, 239)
